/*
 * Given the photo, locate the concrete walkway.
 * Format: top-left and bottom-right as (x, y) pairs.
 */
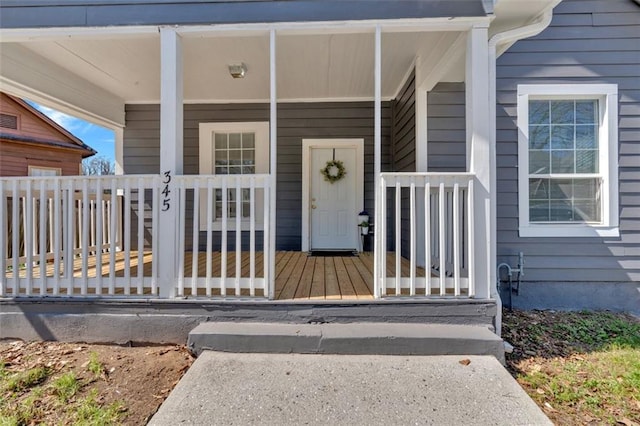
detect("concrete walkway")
(150, 352), (551, 425)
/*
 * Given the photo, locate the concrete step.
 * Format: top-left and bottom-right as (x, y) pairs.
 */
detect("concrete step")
(188, 322), (505, 363)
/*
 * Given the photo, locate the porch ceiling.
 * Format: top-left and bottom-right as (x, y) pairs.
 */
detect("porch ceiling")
(0, 0), (559, 124)
(8, 31), (462, 104)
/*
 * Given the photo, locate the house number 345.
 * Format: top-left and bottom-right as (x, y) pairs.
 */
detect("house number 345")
(161, 170), (171, 211)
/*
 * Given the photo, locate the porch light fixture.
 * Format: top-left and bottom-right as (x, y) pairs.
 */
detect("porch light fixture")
(228, 63), (247, 79)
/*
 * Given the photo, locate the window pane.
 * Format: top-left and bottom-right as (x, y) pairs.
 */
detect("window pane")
(243, 166), (255, 174)
(215, 133), (227, 149)
(573, 200), (600, 222)
(529, 100), (549, 125)
(529, 125), (550, 150)
(215, 150), (228, 165)
(550, 100), (574, 124)
(242, 188), (251, 201)
(229, 133), (241, 149)
(242, 202), (251, 218)
(529, 178), (549, 200)
(551, 150), (575, 173)
(229, 149), (242, 165)
(576, 100), (597, 124)
(530, 178), (601, 223)
(576, 125), (597, 149)
(215, 166), (228, 175)
(576, 150), (598, 173)
(549, 179), (573, 199)
(529, 200), (550, 222)
(529, 151), (550, 174)
(228, 166), (242, 175)
(551, 125), (573, 150)
(573, 178), (599, 199)
(243, 149), (255, 164)
(549, 200), (573, 221)
(242, 133), (255, 148)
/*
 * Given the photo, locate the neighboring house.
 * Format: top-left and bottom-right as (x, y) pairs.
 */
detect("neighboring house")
(0, 92), (96, 176)
(0, 0), (638, 346)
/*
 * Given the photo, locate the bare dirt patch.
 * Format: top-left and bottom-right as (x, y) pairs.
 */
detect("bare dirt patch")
(0, 341), (194, 425)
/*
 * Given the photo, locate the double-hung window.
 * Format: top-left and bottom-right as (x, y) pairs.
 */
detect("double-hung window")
(517, 84), (618, 237)
(198, 122), (269, 231)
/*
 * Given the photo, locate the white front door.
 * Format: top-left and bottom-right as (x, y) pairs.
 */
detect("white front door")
(309, 146), (358, 250)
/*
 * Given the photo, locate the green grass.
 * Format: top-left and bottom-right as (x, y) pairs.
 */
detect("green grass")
(75, 389), (124, 425)
(521, 348), (640, 423)
(505, 310), (640, 424)
(3, 367), (49, 393)
(52, 372), (80, 403)
(87, 352), (104, 378)
(0, 387), (45, 426)
(549, 311), (640, 350)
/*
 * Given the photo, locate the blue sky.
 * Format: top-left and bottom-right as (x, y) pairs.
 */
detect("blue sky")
(30, 102), (115, 163)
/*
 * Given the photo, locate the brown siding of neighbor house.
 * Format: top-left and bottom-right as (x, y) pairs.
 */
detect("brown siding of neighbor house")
(0, 140), (83, 176)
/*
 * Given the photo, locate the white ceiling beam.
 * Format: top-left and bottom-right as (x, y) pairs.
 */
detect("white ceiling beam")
(0, 43), (125, 127)
(415, 32), (467, 91)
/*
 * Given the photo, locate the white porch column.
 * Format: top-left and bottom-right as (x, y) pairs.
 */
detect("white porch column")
(466, 25), (492, 299)
(414, 56), (429, 267)
(114, 127), (124, 175)
(157, 27), (184, 298)
(373, 25), (382, 298)
(268, 29), (277, 299)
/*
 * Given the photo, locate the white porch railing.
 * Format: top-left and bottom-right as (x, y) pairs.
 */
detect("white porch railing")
(0, 174), (272, 299)
(175, 174), (271, 297)
(1, 175), (160, 297)
(377, 173), (475, 297)
(3, 172), (475, 300)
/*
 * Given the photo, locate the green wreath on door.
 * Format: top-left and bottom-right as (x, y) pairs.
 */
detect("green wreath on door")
(321, 160), (346, 184)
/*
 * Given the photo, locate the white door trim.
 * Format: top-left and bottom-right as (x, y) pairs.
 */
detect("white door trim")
(301, 138), (365, 252)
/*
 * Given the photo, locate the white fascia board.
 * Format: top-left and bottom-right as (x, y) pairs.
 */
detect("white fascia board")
(177, 17), (493, 37)
(0, 25), (158, 42)
(0, 16), (493, 43)
(0, 43), (125, 127)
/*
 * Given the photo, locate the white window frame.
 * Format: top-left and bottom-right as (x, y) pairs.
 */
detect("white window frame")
(517, 84), (619, 238)
(198, 121), (269, 231)
(28, 165), (62, 176)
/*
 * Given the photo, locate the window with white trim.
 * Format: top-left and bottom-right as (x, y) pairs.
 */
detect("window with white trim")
(517, 84), (619, 237)
(28, 166), (61, 177)
(198, 122), (269, 231)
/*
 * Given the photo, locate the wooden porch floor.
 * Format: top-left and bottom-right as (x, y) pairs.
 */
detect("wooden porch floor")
(7, 251), (426, 300)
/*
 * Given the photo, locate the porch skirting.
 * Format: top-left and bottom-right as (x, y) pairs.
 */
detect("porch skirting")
(0, 298), (498, 345)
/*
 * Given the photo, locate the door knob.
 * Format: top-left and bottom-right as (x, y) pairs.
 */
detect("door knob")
(311, 205), (317, 209)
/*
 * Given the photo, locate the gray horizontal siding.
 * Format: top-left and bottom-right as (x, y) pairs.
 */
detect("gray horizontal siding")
(391, 69), (415, 257)
(496, 0), (640, 284)
(427, 82), (466, 172)
(0, 0), (490, 29)
(124, 101), (392, 251)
